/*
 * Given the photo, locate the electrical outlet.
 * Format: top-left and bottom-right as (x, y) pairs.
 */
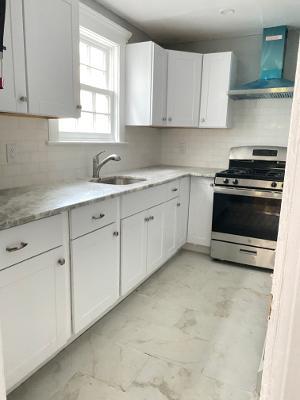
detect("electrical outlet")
(6, 144), (17, 163)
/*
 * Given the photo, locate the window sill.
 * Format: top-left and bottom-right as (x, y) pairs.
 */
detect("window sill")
(47, 141), (128, 146)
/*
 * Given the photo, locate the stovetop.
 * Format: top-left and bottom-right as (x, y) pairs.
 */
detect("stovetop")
(216, 167), (285, 182)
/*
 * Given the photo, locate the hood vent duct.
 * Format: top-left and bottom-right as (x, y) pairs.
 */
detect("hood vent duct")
(229, 26), (294, 100)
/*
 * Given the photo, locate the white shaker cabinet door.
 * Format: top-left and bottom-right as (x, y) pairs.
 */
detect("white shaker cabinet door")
(0, 0), (27, 113)
(23, 0), (80, 117)
(176, 177), (191, 248)
(0, 247), (71, 390)
(188, 177), (214, 247)
(71, 223), (120, 334)
(121, 211), (148, 296)
(151, 43), (168, 126)
(199, 52), (235, 128)
(163, 198), (178, 261)
(147, 203), (165, 274)
(167, 50), (203, 127)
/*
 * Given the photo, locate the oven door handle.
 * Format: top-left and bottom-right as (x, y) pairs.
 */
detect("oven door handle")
(214, 186), (282, 199)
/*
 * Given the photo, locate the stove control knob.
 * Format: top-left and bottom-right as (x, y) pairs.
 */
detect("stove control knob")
(223, 178), (229, 184)
(271, 182), (277, 188)
(233, 179), (239, 185)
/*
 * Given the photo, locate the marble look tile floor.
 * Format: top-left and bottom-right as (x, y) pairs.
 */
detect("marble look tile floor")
(8, 250), (271, 400)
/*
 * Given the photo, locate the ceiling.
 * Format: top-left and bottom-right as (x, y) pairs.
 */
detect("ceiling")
(95, 0), (300, 43)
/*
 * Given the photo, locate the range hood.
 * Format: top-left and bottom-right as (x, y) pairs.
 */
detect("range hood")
(229, 26), (294, 100)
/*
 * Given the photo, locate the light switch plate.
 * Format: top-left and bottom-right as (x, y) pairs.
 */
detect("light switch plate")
(6, 143), (17, 163)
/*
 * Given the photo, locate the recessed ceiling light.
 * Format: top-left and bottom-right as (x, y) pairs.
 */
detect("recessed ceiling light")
(219, 8), (235, 16)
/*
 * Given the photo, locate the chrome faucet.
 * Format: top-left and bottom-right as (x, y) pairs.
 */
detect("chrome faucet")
(92, 151), (121, 178)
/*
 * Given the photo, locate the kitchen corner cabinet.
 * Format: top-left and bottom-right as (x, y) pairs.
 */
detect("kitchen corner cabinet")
(71, 223), (120, 334)
(188, 177), (214, 247)
(126, 41), (168, 126)
(126, 42), (202, 128)
(167, 50), (202, 127)
(0, 0), (80, 118)
(0, 247), (71, 390)
(199, 52), (236, 128)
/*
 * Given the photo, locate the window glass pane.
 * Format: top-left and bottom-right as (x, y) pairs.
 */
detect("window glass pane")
(80, 90), (93, 112)
(80, 42), (89, 65)
(78, 112), (94, 132)
(80, 65), (107, 90)
(59, 118), (77, 133)
(95, 94), (110, 114)
(95, 114), (111, 134)
(90, 46), (106, 70)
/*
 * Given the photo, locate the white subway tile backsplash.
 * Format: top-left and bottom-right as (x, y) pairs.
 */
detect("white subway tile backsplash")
(0, 116), (162, 189)
(161, 99), (292, 169)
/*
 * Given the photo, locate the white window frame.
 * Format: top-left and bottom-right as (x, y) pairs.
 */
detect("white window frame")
(49, 3), (132, 144)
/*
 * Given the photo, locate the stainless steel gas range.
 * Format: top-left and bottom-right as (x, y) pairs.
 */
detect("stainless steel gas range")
(211, 146), (286, 270)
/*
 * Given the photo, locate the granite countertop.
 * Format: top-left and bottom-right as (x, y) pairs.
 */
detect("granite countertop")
(0, 165), (220, 231)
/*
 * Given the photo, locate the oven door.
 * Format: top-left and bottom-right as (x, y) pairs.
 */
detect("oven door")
(211, 187), (282, 249)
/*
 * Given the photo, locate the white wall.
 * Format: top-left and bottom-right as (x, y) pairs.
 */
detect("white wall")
(0, 118), (161, 190)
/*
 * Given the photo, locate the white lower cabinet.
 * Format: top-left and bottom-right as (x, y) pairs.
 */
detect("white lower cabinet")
(176, 177), (191, 248)
(147, 204), (165, 274)
(121, 212), (147, 296)
(188, 177), (214, 247)
(71, 223), (120, 334)
(0, 247), (71, 390)
(163, 198), (178, 261)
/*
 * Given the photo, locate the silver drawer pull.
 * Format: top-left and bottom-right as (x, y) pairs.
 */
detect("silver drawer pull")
(172, 188), (178, 192)
(239, 248), (257, 256)
(92, 213), (105, 220)
(6, 242), (28, 253)
(177, 202), (181, 207)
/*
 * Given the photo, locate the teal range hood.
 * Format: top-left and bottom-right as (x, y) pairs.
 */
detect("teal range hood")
(229, 26), (294, 100)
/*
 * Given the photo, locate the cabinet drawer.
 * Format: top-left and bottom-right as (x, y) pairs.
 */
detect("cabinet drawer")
(70, 198), (118, 239)
(165, 179), (180, 201)
(121, 185), (167, 219)
(0, 214), (63, 271)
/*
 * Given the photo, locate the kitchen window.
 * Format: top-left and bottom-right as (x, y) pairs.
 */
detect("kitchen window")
(49, 4), (131, 144)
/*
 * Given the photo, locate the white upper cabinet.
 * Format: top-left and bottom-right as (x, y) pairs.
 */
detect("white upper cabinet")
(167, 50), (203, 127)
(0, 0), (27, 113)
(126, 43), (202, 128)
(126, 41), (167, 126)
(23, 0), (80, 118)
(199, 52), (236, 129)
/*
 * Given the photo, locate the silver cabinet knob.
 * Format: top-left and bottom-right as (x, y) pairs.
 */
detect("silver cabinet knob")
(150, 216), (154, 221)
(145, 217), (149, 222)
(201, 118), (205, 123)
(172, 188), (178, 192)
(162, 117), (167, 121)
(177, 202), (181, 207)
(168, 117), (172, 122)
(76, 105), (82, 110)
(113, 231), (119, 237)
(57, 258), (65, 266)
(19, 96), (28, 102)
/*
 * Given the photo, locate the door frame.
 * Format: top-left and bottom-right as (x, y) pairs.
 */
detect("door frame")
(261, 38), (300, 400)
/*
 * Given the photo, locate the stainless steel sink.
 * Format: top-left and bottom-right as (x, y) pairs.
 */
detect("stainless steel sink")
(89, 176), (146, 185)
